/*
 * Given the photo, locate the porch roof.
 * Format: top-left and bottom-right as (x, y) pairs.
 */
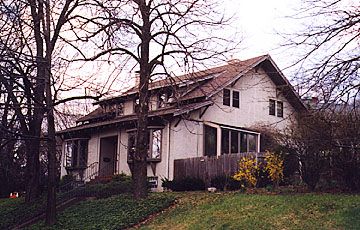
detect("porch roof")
(57, 100), (213, 135)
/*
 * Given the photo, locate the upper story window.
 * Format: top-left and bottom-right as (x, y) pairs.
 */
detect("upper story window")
(127, 128), (162, 162)
(269, 99), (276, 115)
(233, 91), (239, 108)
(64, 139), (88, 168)
(277, 101), (283, 117)
(134, 98), (140, 113)
(269, 99), (283, 117)
(223, 88), (240, 108)
(101, 103), (124, 116)
(223, 89), (230, 106)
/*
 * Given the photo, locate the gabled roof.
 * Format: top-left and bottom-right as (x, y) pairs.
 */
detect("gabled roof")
(75, 54), (306, 125)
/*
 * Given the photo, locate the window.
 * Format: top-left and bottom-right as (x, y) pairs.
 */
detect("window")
(269, 99), (284, 117)
(109, 103), (124, 116)
(157, 91), (173, 108)
(247, 134), (257, 152)
(150, 129), (162, 160)
(223, 89), (230, 106)
(221, 129), (229, 154)
(204, 125), (217, 157)
(277, 101), (283, 117)
(127, 132), (136, 161)
(127, 129), (162, 162)
(64, 139), (88, 168)
(230, 130), (239, 153)
(232, 91), (239, 108)
(269, 99), (275, 115)
(158, 93), (167, 108)
(134, 98), (140, 113)
(221, 128), (258, 154)
(223, 88), (240, 108)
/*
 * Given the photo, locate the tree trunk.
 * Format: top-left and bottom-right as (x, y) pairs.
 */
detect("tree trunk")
(133, 0), (151, 199)
(44, 0), (56, 224)
(25, 128), (42, 202)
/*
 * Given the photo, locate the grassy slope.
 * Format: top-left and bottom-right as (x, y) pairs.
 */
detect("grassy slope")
(28, 193), (175, 230)
(0, 198), (45, 229)
(139, 192), (360, 230)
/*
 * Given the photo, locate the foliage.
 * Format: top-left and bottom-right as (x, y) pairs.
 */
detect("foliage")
(0, 197), (46, 229)
(210, 175), (243, 191)
(233, 156), (260, 187)
(139, 192), (360, 230)
(29, 193), (175, 230)
(58, 175), (76, 192)
(280, 109), (360, 191)
(61, 180), (133, 200)
(162, 177), (205, 191)
(112, 172), (132, 183)
(264, 151), (284, 188)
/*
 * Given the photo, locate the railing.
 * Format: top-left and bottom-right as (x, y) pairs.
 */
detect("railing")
(84, 161), (99, 181)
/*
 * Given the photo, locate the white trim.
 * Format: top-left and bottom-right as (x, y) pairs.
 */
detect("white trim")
(218, 125), (260, 135)
(125, 126), (165, 133)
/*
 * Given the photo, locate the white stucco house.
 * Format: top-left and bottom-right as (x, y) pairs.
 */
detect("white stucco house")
(58, 55), (306, 189)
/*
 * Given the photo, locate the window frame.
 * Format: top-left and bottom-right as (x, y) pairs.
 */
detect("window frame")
(232, 90), (240, 108)
(127, 128), (162, 162)
(223, 89), (231, 106)
(220, 128), (259, 154)
(269, 99), (276, 116)
(223, 88), (240, 108)
(64, 138), (89, 169)
(204, 125), (217, 157)
(277, 101), (283, 117)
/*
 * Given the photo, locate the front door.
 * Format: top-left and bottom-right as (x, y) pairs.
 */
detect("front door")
(99, 136), (118, 177)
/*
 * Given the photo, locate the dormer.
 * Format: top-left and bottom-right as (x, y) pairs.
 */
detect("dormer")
(100, 102), (124, 117)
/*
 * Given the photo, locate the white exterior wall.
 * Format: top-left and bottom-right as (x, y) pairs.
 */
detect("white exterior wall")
(60, 66), (299, 188)
(123, 100), (133, 115)
(202, 68), (296, 131)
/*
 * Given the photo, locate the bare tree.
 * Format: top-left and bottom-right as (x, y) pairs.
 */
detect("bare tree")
(0, 0), (104, 225)
(284, 0), (359, 105)
(72, 0), (237, 198)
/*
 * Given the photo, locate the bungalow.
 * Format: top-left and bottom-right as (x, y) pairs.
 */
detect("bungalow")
(58, 54), (306, 189)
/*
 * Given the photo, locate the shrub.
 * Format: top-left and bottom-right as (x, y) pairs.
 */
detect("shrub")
(112, 172), (132, 182)
(162, 177), (205, 191)
(233, 156), (259, 187)
(60, 180), (133, 199)
(264, 151), (284, 188)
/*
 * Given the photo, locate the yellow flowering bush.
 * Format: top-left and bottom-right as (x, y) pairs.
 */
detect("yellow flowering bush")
(264, 151), (284, 188)
(233, 156), (259, 187)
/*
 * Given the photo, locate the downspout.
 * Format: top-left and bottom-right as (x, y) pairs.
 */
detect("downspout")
(167, 121), (171, 179)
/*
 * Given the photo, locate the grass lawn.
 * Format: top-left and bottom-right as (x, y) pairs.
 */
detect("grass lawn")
(28, 193), (175, 230)
(139, 192), (360, 230)
(0, 197), (45, 229)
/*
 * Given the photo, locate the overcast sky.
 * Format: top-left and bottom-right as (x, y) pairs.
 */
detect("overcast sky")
(222, 0), (301, 69)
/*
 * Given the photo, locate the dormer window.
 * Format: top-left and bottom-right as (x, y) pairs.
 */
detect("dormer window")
(134, 98), (140, 113)
(102, 103), (124, 116)
(158, 93), (168, 108)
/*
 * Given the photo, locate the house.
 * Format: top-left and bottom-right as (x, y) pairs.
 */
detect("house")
(58, 54), (307, 189)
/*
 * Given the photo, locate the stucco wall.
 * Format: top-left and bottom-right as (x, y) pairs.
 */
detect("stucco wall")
(60, 66), (299, 188)
(202, 67), (296, 131)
